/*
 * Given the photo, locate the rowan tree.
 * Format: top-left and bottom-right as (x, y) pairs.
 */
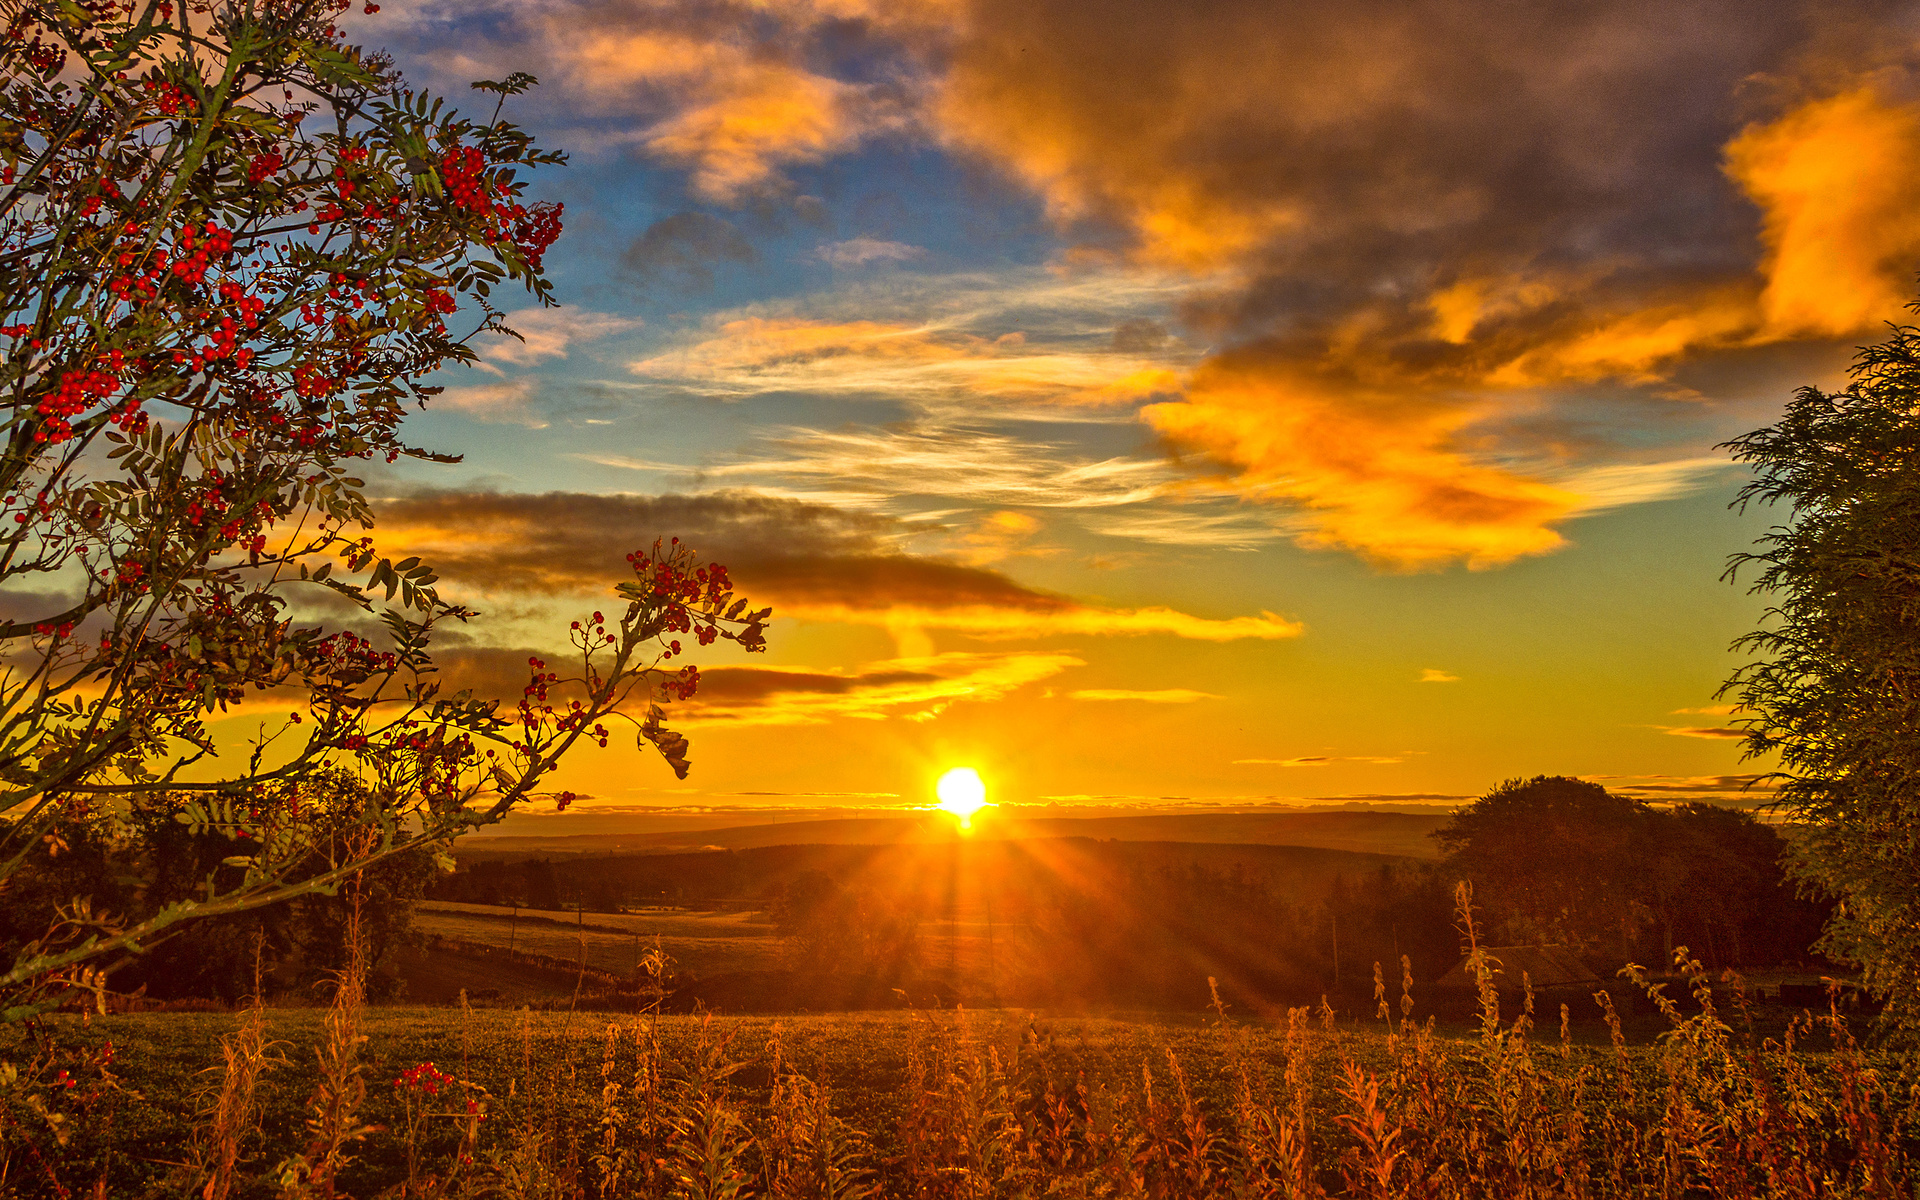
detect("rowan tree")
(0, 0), (767, 1017)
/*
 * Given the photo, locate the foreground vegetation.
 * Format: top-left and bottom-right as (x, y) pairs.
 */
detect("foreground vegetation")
(9, 918), (1915, 1198)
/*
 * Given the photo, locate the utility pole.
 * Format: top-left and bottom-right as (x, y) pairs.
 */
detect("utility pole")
(509, 904), (518, 955)
(985, 882), (996, 1000)
(1331, 908), (1340, 991)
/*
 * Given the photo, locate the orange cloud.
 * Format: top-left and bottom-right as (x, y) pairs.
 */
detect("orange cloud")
(914, 4), (1920, 567)
(956, 509), (1044, 565)
(435, 380), (546, 428)
(1726, 87), (1920, 338)
(932, 77), (1299, 271)
(644, 67), (858, 202)
(1145, 356), (1579, 570)
(541, 23), (888, 202)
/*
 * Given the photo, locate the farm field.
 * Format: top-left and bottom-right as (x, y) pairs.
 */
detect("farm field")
(458, 809), (1455, 860)
(17, 987), (1913, 1199)
(411, 902), (790, 980)
(407, 900), (1021, 1002)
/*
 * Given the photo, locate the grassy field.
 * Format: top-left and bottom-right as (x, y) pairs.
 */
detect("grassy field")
(11, 961), (1915, 1199)
(22, 1005), (1244, 1193)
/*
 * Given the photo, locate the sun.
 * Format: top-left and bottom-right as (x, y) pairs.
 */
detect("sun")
(935, 767), (989, 828)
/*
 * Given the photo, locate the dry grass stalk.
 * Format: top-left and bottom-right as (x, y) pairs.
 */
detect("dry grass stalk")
(274, 876), (372, 1200)
(191, 980), (281, 1200)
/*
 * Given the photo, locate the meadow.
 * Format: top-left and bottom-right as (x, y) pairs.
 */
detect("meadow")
(11, 939), (1915, 1199)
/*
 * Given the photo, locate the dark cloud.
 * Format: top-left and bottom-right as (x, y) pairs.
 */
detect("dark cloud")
(933, 0), (1920, 565)
(373, 488), (1061, 609)
(372, 490), (1300, 639)
(945, 0), (1907, 306)
(0, 589), (80, 624)
(694, 665), (938, 702)
(1112, 319), (1169, 353)
(621, 212), (757, 290)
(419, 644), (1080, 727)
(1609, 774), (1778, 794)
(425, 645), (932, 706)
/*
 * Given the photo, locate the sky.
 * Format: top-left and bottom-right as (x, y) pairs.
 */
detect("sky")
(308, 0), (1920, 817)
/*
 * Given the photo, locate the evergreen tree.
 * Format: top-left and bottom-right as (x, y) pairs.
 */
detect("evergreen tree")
(1722, 310), (1920, 1040)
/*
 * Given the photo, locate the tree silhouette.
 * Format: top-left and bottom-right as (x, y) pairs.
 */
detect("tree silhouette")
(1433, 775), (1652, 956)
(1722, 309), (1920, 1039)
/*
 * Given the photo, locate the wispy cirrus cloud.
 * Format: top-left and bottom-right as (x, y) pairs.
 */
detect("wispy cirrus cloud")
(435, 380), (548, 428)
(1234, 755), (1405, 766)
(817, 237), (926, 268)
(576, 421), (1301, 551)
(1068, 688), (1215, 703)
(478, 308), (645, 370)
(630, 316), (1181, 407)
(621, 424), (1177, 509)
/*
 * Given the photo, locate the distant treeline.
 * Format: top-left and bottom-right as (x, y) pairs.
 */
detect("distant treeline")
(2, 807), (436, 1004)
(432, 789), (1831, 1011)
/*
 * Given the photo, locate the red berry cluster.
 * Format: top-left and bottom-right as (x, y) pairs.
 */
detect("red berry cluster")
(305, 630), (399, 691)
(523, 655), (557, 704)
(35, 367), (122, 444)
(512, 203), (563, 271)
(246, 151), (283, 184)
(20, 38), (64, 73)
(143, 79), (195, 117)
(661, 664), (699, 701)
(170, 221), (233, 286)
(395, 1061), (457, 1096)
(291, 363), (337, 399)
(440, 146), (490, 214)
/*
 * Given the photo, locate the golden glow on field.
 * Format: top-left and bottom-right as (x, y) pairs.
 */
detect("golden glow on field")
(935, 767), (989, 829)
